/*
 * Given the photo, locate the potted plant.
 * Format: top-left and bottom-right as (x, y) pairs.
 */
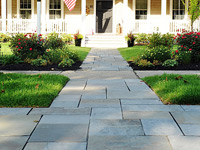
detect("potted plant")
(125, 32), (136, 47)
(74, 32), (83, 46)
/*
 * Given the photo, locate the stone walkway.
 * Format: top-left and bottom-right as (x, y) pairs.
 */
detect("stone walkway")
(1, 48), (200, 150)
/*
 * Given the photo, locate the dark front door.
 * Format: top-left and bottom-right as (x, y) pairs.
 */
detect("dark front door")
(96, 0), (113, 33)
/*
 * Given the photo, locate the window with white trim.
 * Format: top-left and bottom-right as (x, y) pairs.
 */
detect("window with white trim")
(173, 0), (185, 20)
(49, 0), (61, 19)
(136, 0), (147, 20)
(20, 0), (32, 19)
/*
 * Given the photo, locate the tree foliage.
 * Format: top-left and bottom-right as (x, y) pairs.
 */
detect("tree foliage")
(182, 0), (200, 31)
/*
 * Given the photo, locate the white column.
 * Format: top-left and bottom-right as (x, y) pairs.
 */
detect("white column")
(123, 0), (128, 35)
(7, 0), (12, 32)
(161, 0), (167, 33)
(42, 0), (46, 34)
(184, 0), (188, 20)
(37, 0), (41, 38)
(81, 0), (86, 46)
(1, 0), (7, 33)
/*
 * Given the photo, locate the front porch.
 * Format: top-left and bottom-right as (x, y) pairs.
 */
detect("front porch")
(0, 0), (199, 35)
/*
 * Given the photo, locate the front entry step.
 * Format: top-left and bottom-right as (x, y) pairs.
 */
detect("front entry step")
(85, 35), (127, 48)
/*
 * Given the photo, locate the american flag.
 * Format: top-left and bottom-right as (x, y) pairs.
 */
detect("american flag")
(64, 0), (76, 11)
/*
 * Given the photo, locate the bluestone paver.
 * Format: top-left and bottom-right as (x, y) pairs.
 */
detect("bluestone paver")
(24, 142), (87, 150)
(121, 99), (163, 105)
(168, 136), (200, 150)
(80, 99), (120, 108)
(91, 108), (122, 119)
(0, 108), (31, 115)
(179, 124), (200, 136)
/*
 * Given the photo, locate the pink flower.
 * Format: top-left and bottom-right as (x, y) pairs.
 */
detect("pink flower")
(29, 48), (32, 51)
(189, 48), (192, 51)
(181, 45), (183, 47)
(18, 42), (21, 45)
(193, 42), (195, 44)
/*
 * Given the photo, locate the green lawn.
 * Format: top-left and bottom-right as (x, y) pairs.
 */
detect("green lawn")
(118, 46), (146, 61)
(68, 45), (91, 61)
(0, 73), (69, 107)
(142, 74), (200, 105)
(0, 42), (91, 61)
(0, 42), (12, 55)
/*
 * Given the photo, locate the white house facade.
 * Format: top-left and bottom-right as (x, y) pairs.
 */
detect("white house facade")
(0, 0), (200, 35)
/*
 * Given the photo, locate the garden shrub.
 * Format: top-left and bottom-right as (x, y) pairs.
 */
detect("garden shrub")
(174, 31), (200, 62)
(162, 59), (178, 67)
(141, 45), (171, 62)
(61, 34), (73, 44)
(46, 32), (65, 49)
(0, 33), (11, 42)
(172, 50), (191, 64)
(10, 33), (46, 60)
(58, 58), (75, 68)
(148, 33), (173, 49)
(137, 59), (154, 68)
(135, 33), (149, 44)
(31, 58), (47, 67)
(0, 55), (23, 65)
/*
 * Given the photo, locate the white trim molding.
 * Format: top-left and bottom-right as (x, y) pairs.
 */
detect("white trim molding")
(17, 0), (35, 19)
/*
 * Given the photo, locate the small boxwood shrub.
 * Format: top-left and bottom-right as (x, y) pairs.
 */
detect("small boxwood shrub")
(162, 59), (178, 67)
(46, 32), (65, 49)
(135, 33), (149, 44)
(141, 46), (171, 63)
(148, 33), (173, 49)
(0, 55), (23, 66)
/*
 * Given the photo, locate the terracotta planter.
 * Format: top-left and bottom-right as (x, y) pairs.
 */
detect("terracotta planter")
(75, 39), (82, 46)
(127, 39), (135, 47)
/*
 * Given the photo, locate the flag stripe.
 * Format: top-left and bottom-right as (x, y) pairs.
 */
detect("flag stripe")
(64, 0), (76, 11)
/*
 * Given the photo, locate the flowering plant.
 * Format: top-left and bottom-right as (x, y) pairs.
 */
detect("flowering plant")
(125, 32), (136, 41)
(74, 32), (83, 40)
(10, 33), (46, 60)
(174, 31), (200, 62)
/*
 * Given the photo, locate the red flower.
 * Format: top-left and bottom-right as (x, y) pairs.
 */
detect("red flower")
(16, 46), (18, 48)
(18, 38), (21, 41)
(39, 34), (42, 37)
(182, 36), (186, 39)
(18, 49), (21, 51)
(172, 52), (174, 54)
(29, 35), (32, 37)
(25, 39), (28, 40)
(21, 47), (23, 49)
(176, 50), (179, 53)
(195, 36), (198, 38)
(189, 48), (192, 51)
(181, 45), (183, 47)
(18, 42), (21, 45)
(184, 47), (186, 49)
(24, 34), (27, 37)
(193, 42), (195, 44)
(29, 48), (32, 51)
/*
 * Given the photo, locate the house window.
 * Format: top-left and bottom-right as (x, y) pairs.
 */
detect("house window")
(136, 0), (147, 19)
(20, 0), (32, 19)
(173, 0), (185, 20)
(49, 0), (61, 19)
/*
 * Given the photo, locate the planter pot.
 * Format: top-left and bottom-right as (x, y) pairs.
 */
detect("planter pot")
(127, 40), (135, 47)
(75, 39), (82, 46)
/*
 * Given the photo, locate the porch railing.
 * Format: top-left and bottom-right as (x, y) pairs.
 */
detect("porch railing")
(133, 20), (200, 34)
(0, 19), (68, 34)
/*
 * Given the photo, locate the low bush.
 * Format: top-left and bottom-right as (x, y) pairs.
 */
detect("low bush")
(46, 32), (65, 49)
(148, 33), (173, 49)
(174, 31), (200, 62)
(31, 58), (48, 67)
(141, 46), (171, 63)
(135, 33), (149, 44)
(162, 59), (178, 67)
(0, 55), (23, 66)
(61, 34), (73, 44)
(0, 33), (11, 42)
(58, 58), (75, 67)
(137, 59), (154, 68)
(172, 50), (191, 64)
(10, 33), (46, 60)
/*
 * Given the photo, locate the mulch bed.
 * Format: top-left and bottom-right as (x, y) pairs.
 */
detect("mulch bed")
(0, 62), (82, 71)
(128, 61), (200, 70)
